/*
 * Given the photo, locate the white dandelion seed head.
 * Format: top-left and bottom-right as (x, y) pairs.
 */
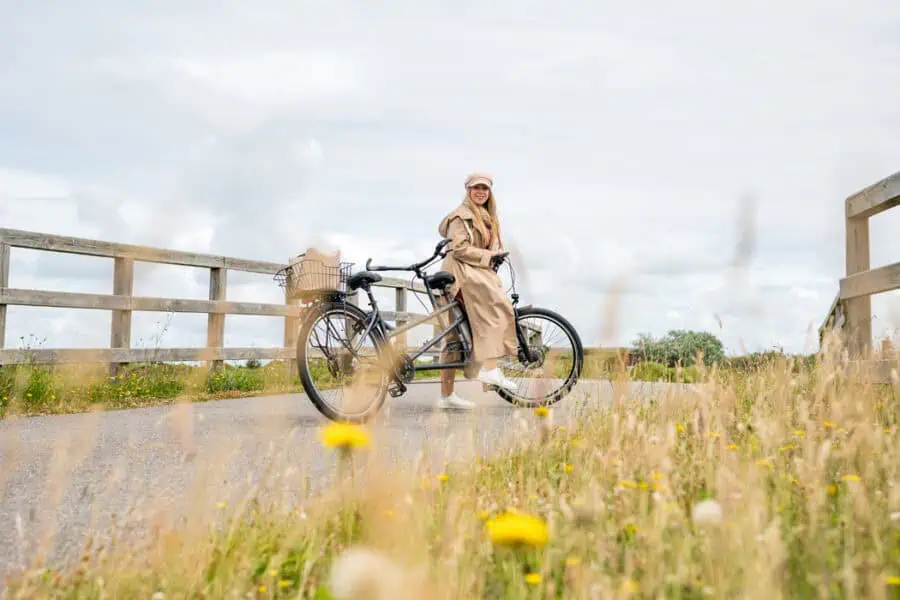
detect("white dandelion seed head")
(691, 499), (723, 526)
(329, 547), (418, 600)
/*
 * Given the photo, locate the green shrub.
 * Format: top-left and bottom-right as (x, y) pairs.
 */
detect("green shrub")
(0, 366), (15, 415)
(88, 364), (187, 404)
(21, 366), (59, 410)
(631, 361), (669, 382)
(631, 330), (725, 367)
(207, 365), (266, 394)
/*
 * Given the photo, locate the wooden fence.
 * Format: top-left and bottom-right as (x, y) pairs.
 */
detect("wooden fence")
(819, 169), (900, 370)
(0, 227), (432, 372)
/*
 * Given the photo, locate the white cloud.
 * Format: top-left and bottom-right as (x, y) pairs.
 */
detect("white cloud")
(2, 1), (900, 356)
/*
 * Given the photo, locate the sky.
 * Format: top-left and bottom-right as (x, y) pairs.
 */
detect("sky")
(2, 0), (900, 357)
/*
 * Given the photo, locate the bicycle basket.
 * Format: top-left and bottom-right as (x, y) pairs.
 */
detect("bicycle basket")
(275, 249), (353, 300)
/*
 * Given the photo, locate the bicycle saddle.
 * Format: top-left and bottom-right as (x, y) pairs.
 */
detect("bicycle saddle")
(425, 271), (455, 290)
(348, 271), (383, 290)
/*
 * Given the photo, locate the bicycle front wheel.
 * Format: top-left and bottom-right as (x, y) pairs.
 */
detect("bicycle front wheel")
(495, 306), (584, 408)
(296, 301), (390, 422)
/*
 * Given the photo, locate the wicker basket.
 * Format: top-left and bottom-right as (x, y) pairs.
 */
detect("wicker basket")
(275, 248), (353, 300)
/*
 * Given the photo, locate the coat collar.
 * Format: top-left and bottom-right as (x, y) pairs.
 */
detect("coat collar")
(438, 202), (477, 237)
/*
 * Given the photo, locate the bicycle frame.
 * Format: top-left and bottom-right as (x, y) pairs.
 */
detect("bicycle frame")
(351, 282), (472, 373)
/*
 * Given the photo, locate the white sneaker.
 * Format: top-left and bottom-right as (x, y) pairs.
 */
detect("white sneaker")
(477, 367), (518, 392)
(436, 392), (476, 411)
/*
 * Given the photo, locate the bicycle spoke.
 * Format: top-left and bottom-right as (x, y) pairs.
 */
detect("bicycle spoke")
(303, 308), (386, 418)
(497, 311), (579, 405)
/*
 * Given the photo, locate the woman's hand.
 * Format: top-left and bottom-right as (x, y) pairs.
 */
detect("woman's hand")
(490, 251), (510, 271)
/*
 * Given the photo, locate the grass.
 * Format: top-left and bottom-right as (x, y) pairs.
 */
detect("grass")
(0, 361), (296, 417)
(0, 358), (460, 417)
(3, 335), (900, 598)
(0, 348), (632, 418)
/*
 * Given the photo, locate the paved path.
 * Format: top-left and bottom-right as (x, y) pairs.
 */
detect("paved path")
(0, 379), (687, 579)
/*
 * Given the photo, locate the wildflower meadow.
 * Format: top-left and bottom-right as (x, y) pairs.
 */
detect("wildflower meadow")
(3, 334), (900, 599)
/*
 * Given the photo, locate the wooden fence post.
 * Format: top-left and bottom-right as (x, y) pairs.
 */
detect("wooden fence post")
(0, 239), (8, 350)
(207, 267), (227, 370)
(283, 287), (298, 379)
(845, 214), (872, 358)
(109, 257), (134, 375)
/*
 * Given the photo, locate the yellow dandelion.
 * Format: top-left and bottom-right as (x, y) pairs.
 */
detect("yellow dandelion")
(651, 472), (663, 480)
(320, 422), (370, 450)
(708, 432), (720, 439)
(841, 474), (861, 482)
(278, 580), (290, 588)
(884, 575), (900, 586)
(793, 429), (806, 437)
(617, 480), (638, 489)
(756, 459), (773, 469)
(216, 501), (227, 509)
(564, 464), (574, 473)
(269, 569), (278, 577)
(638, 481), (649, 490)
(485, 512), (549, 547)
(621, 578), (640, 594)
(780, 444), (796, 453)
(823, 421), (836, 429)
(827, 484), (838, 496)
(258, 585), (267, 593)
(534, 406), (550, 418)
(524, 573), (542, 585)
(437, 473), (450, 483)
(565, 556), (582, 567)
(676, 423), (685, 433)
(726, 444), (739, 451)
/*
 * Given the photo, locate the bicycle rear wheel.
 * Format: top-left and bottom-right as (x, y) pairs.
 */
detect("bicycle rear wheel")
(296, 301), (390, 422)
(495, 306), (583, 407)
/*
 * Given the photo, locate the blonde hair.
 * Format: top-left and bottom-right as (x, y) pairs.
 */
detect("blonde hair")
(463, 188), (502, 248)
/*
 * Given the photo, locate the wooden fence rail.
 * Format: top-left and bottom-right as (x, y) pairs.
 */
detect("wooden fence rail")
(0, 227), (434, 371)
(819, 169), (900, 368)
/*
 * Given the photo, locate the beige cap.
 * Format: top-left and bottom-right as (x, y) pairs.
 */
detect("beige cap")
(465, 172), (493, 189)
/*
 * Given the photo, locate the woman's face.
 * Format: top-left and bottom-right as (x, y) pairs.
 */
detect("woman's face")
(468, 184), (490, 206)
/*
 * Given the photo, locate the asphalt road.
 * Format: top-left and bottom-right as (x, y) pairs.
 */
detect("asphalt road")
(0, 378), (687, 580)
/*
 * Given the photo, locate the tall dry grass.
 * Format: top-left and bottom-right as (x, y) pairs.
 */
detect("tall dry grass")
(3, 332), (900, 599)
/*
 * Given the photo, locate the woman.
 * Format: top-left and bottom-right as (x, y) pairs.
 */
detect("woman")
(435, 172), (518, 410)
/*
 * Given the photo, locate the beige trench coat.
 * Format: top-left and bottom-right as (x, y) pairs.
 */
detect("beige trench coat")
(437, 203), (517, 375)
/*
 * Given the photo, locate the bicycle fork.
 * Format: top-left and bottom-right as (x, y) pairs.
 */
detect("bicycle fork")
(512, 302), (541, 364)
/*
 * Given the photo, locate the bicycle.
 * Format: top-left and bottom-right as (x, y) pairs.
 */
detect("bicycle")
(275, 239), (584, 423)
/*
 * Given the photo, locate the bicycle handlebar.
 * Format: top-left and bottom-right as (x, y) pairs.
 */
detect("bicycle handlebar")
(365, 239), (450, 272)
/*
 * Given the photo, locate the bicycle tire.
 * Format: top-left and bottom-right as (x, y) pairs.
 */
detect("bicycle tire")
(496, 306), (584, 408)
(296, 301), (390, 423)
